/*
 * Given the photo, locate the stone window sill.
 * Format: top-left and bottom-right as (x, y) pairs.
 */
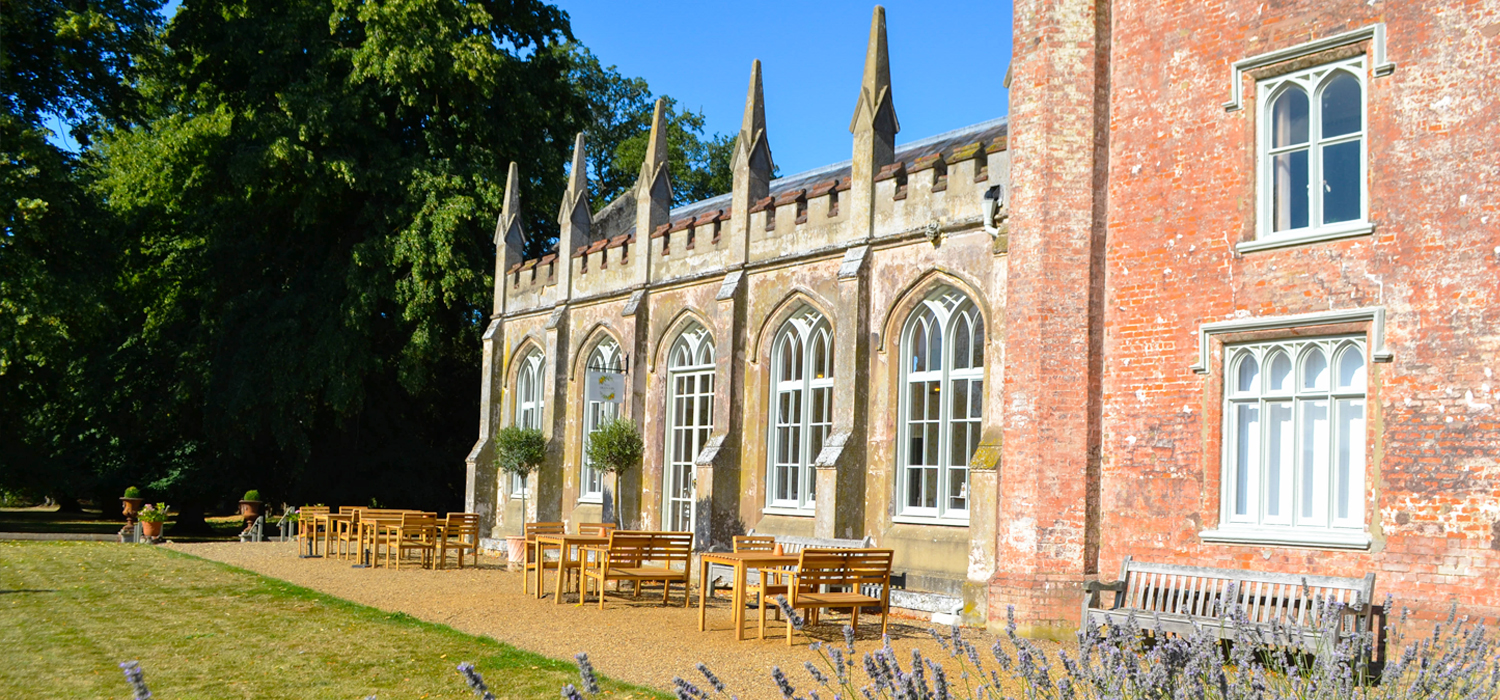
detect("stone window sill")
(1237, 222), (1375, 254)
(1199, 526), (1371, 550)
(891, 514), (970, 528)
(762, 506), (814, 518)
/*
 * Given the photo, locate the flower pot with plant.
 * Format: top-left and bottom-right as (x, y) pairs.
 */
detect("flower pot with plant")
(120, 486), (146, 518)
(137, 502), (169, 540)
(585, 418), (643, 528)
(495, 425), (547, 570)
(239, 490), (264, 525)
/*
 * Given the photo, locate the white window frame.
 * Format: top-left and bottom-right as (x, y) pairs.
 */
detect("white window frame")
(896, 287), (983, 525)
(665, 325), (715, 533)
(1202, 336), (1371, 549)
(510, 348), (545, 497)
(579, 338), (623, 504)
(765, 308), (832, 514)
(1246, 55), (1372, 253)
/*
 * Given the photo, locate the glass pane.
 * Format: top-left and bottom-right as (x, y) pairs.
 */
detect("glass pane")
(926, 381), (941, 422)
(952, 380), (970, 420)
(1267, 351), (1292, 393)
(953, 317), (971, 370)
(950, 422), (967, 466)
(948, 468), (968, 511)
(923, 468), (938, 508)
(1336, 399), (1365, 522)
(1272, 88), (1309, 147)
(1322, 140), (1361, 224)
(1301, 399), (1330, 524)
(1236, 353), (1260, 395)
(907, 469), (923, 508)
(972, 318), (985, 368)
(1273, 149), (1309, 231)
(909, 381), (924, 420)
(925, 424), (939, 466)
(792, 336), (803, 380)
(929, 320), (943, 371)
(1320, 73), (1361, 138)
(912, 323), (927, 372)
(1337, 345), (1366, 391)
(813, 334), (828, 378)
(1302, 347), (1328, 391)
(908, 433), (923, 466)
(779, 337), (793, 380)
(971, 379), (983, 419)
(1266, 401), (1294, 520)
(1234, 403), (1260, 517)
(698, 342), (713, 365)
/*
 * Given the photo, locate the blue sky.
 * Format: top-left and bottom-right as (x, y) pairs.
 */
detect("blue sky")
(137, 1), (1011, 176)
(557, 0), (1012, 176)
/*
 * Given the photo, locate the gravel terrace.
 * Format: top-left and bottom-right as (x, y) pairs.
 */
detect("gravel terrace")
(168, 541), (1055, 696)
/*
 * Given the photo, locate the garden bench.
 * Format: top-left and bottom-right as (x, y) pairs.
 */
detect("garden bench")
(1082, 556), (1377, 651)
(581, 531), (693, 608)
(435, 512), (480, 569)
(706, 533), (872, 595)
(766, 548), (894, 645)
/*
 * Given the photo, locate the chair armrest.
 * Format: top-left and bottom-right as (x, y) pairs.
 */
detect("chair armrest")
(1084, 580), (1126, 593)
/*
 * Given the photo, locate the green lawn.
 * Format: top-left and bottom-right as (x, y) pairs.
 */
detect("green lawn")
(0, 541), (667, 699)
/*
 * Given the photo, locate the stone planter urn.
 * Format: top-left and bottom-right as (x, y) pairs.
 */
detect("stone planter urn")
(239, 500), (265, 526)
(505, 535), (527, 571)
(120, 497), (146, 519)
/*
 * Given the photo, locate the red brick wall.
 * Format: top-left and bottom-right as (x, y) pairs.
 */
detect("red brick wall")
(1099, 0), (1500, 623)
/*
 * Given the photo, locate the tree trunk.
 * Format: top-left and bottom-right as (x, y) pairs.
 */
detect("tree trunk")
(168, 500), (213, 535)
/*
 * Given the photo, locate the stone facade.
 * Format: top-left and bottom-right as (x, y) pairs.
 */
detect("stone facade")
(470, 3), (1500, 634)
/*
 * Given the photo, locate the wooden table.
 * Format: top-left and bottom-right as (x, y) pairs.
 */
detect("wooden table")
(697, 551), (798, 640)
(353, 515), (405, 568)
(533, 534), (609, 604)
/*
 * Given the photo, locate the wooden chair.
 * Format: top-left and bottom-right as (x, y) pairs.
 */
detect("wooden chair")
(297, 505), (330, 555)
(772, 548), (893, 645)
(523, 521), (565, 594)
(436, 513), (480, 569)
(333, 507), (365, 560)
(382, 512), (437, 570)
(578, 522), (617, 537)
(581, 531), (693, 609)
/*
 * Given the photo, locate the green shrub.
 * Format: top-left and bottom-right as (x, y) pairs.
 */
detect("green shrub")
(123, 486), (142, 499)
(242, 490), (262, 502)
(584, 418), (643, 526)
(495, 426), (547, 526)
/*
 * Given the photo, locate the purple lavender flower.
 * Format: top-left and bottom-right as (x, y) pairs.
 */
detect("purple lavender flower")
(575, 653), (601, 694)
(457, 662), (497, 700)
(771, 666), (797, 699)
(561, 684), (585, 700)
(696, 662), (726, 693)
(119, 661), (151, 700)
(672, 676), (707, 700)
(843, 625), (856, 654)
(773, 595), (805, 631)
(804, 660), (829, 685)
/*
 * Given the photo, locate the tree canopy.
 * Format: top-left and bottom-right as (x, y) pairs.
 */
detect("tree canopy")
(0, 0), (739, 517)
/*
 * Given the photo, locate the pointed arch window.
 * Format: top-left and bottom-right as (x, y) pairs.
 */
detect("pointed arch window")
(1214, 336), (1368, 547)
(899, 287), (984, 522)
(580, 337), (623, 503)
(666, 324), (715, 533)
(1253, 56), (1369, 250)
(767, 308), (833, 512)
(511, 348), (545, 496)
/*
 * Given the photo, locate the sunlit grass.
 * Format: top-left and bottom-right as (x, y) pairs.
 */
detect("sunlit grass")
(0, 541), (668, 700)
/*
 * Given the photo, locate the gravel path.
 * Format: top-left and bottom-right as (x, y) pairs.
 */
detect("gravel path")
(168, 541), (1049, 696)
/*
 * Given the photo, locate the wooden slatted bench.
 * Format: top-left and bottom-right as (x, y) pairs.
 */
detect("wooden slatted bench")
(1082, 556), (1377, 650)
(581, 531), (694, 609)
(770, 548), (894, 645)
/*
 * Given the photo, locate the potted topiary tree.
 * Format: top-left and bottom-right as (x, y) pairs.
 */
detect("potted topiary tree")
(239, 490), (265, 527)
(494, 425), (546, 568)
(137, 502), (169, 541)
(120, 486), (146, 519)
(585, 417), (643, 527)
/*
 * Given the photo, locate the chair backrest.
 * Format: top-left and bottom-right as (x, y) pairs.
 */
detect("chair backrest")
(401, 512), (437, 532)
(769, 534), (872, 554)
(525, 521), (565, 540)
(444, 513), (480, 536)
(794, 548), (894, 592)
(300, 505), (330, 517)
(604, 531), (693, 569)
(733, 535), (776, 552)
(577, 522), (616, 537)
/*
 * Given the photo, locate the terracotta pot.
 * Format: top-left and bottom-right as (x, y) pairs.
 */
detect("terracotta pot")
(239, 500), (265, 524)
(121, 497), (146, 518)
(140, 520), (164, 538)
(505, 535), (527, 571)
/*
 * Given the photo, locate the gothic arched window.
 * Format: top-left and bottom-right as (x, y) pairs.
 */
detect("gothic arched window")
(767, 308), (833, 511)
(899, 287), (984, 521)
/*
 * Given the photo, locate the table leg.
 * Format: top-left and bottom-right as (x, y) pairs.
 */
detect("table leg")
(553, 543), (569, 605)
(733, 563), (746, 641)
(697, 562), (708, 631)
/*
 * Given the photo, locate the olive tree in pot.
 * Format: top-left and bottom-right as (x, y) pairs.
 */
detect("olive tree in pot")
(584, 418), (643, 527)
(494, 426), (546, 568)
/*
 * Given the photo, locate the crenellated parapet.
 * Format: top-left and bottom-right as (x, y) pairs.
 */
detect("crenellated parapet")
(489, 4), (1009, 314)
